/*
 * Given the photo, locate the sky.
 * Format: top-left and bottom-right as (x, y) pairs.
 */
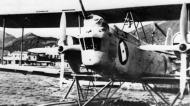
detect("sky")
(0, 0), (189, 38)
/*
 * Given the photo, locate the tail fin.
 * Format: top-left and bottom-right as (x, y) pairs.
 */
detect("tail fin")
(165, 27), (173, 45)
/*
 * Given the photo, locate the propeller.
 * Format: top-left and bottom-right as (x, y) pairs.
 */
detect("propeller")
(140, 3), (189, 101)
(58, 12), (81, 89)
(179, 3), (188, 100)
(59, 11), (67, 89)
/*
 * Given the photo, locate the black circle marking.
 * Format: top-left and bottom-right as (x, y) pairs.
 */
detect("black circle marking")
(118, 40), (129, 65)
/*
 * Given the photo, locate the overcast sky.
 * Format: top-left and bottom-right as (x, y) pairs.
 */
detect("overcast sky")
(0, 0), (189, 38)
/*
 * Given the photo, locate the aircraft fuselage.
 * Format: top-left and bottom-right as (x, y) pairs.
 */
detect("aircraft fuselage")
(64, 15), (171, 81)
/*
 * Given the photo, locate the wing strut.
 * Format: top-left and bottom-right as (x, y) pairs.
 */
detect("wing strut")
(1, 18), (6, 65)
(20, 26), (24, 66)
(20, 17), (30, 66)
(122, 11), (148, 42)
(78, 0), (88, 19)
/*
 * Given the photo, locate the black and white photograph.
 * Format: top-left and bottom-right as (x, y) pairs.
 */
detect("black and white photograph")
(0, 0), (190, 105)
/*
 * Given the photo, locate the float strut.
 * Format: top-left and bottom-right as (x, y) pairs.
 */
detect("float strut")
(146, 84), (170, 105)
(82, 80), (112, 106)
(64, 79), (75, 99)
(170, 92), (180, 106)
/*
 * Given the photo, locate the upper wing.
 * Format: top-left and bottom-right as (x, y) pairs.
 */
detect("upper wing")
(0, 0), (189, 28)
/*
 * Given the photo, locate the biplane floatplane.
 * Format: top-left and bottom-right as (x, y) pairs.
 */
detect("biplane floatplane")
(1, 0), (190, 105)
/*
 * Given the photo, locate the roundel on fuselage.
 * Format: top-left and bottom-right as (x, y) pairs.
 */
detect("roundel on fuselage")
(118, 40), (129, 65)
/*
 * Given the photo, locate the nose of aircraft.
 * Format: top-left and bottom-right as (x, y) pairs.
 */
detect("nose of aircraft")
(80, 14), (110, 66)
(80, 27), (108, 66)
(82, 50), (104, 66)
(80, 31), (105, 66)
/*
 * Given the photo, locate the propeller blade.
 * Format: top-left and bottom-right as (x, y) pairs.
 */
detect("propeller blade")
(165, 27), (173, 45)
(179, 53), (187, 99)
(59, 11), (67, 89)
(60, 53), (65, 89)
(180, 3), (188, 43)
(139, 45), (179, 51)
(28, 47), (58, 55)
(60, 11), (67, 44)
